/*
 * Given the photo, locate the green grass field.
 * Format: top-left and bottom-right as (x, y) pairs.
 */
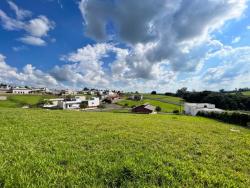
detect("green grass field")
(117, 99), (180, 113)
(242, 91), (250, 96)
(0, 95), (54, 108)
(143, 94), (183, 103)
(0, 108), (249, 187)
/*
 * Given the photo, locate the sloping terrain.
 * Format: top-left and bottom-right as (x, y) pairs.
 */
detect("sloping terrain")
(0, 108), (249, 187)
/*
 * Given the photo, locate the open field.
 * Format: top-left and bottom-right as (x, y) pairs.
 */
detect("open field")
(143, 94), (183, 104)
(117, 99), (181, 113)
(0, 95), (54, 108)
(242, 91), (250, 96)
(0, 108), (249, 187)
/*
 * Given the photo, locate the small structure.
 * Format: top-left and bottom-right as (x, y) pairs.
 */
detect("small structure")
(129, 95), (143, 101)
(43, 98), (64, 108)
(58, 98), (82, 110)
(62, 89), (78, 96)
(184, 103), (224, 116)
(11, 88), (32, 94)
(87, 97), (100, 107)
(132, 104), (156, 114)
(0, 84), (11, 93)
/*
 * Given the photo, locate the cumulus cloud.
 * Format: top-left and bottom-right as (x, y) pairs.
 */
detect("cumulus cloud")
(0, 53), (58, 87)
(25, 16), (55, 37)
(79, 0), (247, 74)
(19, 36), (46, 46)
(52, 43), (120, 87)
(0, 1), (55, 46)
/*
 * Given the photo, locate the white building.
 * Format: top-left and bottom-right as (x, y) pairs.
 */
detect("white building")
(53, 96), (99, 110)
(58, 98), (82, 110)
(12, 88), (32, 94)
(184, 103), (224, 116)
(87, 97), (100, 107)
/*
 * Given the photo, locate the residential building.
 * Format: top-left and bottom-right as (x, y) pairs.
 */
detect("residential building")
(132, 104), (156, 114)
(11, 88), (32, 94)
(184, 103), (224, 116)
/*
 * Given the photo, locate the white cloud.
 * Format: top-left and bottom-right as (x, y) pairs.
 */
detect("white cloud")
(7, 1), (32, 20)
(0, 2), (55, 46)
(247, 25), (250, 30)
(19, 36), (46, 46)
(0, 53), (58, 87)
(25, 16), (55, 37)
(79, 0), (247, 74)
(232, 36), (241, 44)
(12, 46), (27, 52)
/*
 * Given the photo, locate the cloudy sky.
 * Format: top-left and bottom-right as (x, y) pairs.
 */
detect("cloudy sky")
(0, 0), (250, 92)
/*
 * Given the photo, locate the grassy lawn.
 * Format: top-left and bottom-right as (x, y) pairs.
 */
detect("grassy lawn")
(117, 99), (180, 113)
(143, 94), (183, 103)
(0, 95), (54, 108)
(0, 108), (249, 187)
(242, 91), (250, 96)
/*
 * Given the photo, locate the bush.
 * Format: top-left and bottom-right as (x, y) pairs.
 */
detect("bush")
(173, 110), (179, 114)
(151, 91), (157, 95)
(197, 111), (250, 127)
(155, 106), (161, 112)
(80, 102), (88, 109)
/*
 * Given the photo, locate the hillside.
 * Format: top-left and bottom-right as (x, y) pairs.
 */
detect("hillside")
(117, 94), (183, 113)
(0, 108), (249, 187)
(0, 95), (53, 108)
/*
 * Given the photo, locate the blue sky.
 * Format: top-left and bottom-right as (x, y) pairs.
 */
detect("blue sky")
(0, 0), (250, 92)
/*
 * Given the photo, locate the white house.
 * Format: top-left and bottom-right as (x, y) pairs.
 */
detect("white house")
(87, 97), (100, 107)
(54, 96), (99, 110)
(11, 88), (32, 94)
(184, 103), (224, 116)
(58, 98), (82, 110)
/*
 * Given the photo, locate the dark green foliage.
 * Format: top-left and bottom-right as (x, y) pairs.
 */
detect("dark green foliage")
(182, 91), (250, 111)
(197, 111), (250, 127)
(151, 91), (157, 95)
(80, 102), (88, 109)
(156, 106), (161, 112)
(173, 110), (179, 114)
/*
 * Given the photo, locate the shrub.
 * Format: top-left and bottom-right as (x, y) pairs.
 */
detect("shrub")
(156, 106), (161, 112)
(151, 91), (157, 95)
(197, 111), (250, 127)
(80, 102), (88, 109)
(173, 110), (179, 114)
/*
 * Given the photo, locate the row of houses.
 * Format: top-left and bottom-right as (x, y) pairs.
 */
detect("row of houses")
(0, 84), (50, 94)
(0, 84), (123, 99)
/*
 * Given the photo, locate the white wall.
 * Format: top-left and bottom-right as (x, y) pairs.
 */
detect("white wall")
(88, 97), (100, 107)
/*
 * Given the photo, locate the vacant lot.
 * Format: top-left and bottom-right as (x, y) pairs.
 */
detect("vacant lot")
(143, 94), (183, 103)
(0, 108), (249, 187)
(0, 95), (54, 108)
